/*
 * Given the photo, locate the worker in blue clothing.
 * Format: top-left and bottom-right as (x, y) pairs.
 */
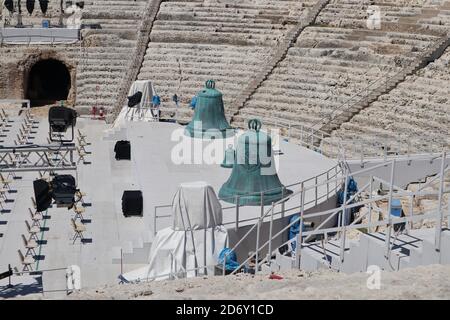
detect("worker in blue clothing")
(190, 95), (197, 110)
(151, 94), (161, 119)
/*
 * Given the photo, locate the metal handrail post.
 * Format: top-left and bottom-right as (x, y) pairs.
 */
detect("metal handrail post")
(435, 151), (446, 251)
(368, 175), (373, 233)
(339, 172), (349, 264)
(385, 160), (396, 258)
(281, 187), (285, 218)
(235, 196), (240, 232)
(260, 192), (264, 217)
(267, 202), (275, 267)
(326, 170), (329, 199)
(407, 195), (413, 234)
(153, 207), (157, 236)
(315, 176), (318, 206)
(255, 219), (261, 273)
(295, 183), (305, 268)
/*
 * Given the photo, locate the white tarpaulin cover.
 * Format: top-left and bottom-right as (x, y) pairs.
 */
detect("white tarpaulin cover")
(120, 182), (228, 282)
(110, 80), (157, 130)
(173, 181), (223, 230)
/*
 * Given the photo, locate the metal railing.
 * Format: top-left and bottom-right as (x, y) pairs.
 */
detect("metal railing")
(0, 99), (30, 109)
(314, 35), (449, 130)
(0, 31), (81, 46)
(153, 162), (343, 236)
(223, 151), (450, 275)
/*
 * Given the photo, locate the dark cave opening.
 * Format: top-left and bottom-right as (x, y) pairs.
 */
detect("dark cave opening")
(26, 59), (71, 107)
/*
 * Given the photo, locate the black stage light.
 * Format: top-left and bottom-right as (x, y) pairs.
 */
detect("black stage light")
(26, 0), (35, 14)
(39, 0), (48, 14)
(48, 106), (77, 142)
(127, 91), (142, 108)
(33, 179), (53, 212)
(51, 174), (77, 206)
(4, 0), (14, 13)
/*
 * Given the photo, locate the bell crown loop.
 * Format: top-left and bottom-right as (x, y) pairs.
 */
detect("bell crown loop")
(248, 119), (262, 132)
(205, 80), (216, 89)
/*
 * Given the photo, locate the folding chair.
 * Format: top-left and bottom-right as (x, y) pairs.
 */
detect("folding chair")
(75, 190), (87, 206)
(25, 109), (35, 122)
(73, 204), (85, 221)
(29, 208), (43, 228)
(77, 136), (88, 153)
(38, 171), (51, 182)
(22, 234), (38, 257)
(77, 147), (87, 164)
(71, 218), (86, 244)
(31, 197), (37, 210)
(77, 129), (88, 144)
(25, 220), (40, 241)
(16, 133), (26, 145)
(0, 187), (8, 201)
(18, 249), (34, 271)
(1, 109), (9, 123)
(0, 173), (12, 189)
(8, 153), (20, 166)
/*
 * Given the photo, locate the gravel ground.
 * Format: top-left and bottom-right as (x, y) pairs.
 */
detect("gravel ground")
(60, 264), (450, 300)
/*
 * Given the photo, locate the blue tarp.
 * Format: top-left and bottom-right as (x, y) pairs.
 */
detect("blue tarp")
(288, 215), (307, 252)
(218, 248), (240, 271)
(337, 177), (360, 225)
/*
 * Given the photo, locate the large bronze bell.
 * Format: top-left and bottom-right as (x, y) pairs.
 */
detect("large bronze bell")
(219, 119), (292, 206)
(185, 80), (234, 139)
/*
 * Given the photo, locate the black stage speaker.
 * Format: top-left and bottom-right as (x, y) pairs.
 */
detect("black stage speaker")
(33, 179), (52, 212)
(114, 140), (131, 160)
(122, 191), (143, 217)
(51, 175), (77, 205)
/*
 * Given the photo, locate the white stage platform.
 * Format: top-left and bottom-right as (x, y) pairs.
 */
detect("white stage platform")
(0, 116), (339, 297)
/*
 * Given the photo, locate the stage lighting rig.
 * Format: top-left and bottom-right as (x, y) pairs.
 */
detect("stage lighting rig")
(48, 105), (78, 143)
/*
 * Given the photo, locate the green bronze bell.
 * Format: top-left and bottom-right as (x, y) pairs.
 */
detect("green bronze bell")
(218, 119), (292, 206)
(185, 80), (234, 139)
(221, 144), (235, 168)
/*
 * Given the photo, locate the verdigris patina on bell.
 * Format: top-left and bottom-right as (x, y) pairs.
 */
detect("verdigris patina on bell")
(185, 80), (234, 139)
(219, 119), (292, 206)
